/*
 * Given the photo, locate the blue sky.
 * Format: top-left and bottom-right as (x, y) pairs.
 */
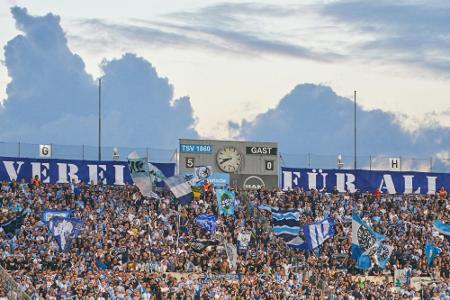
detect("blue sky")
(0, 1), (449, 166)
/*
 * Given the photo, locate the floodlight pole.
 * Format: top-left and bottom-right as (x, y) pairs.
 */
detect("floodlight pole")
(354, 90), (357, 170)
(98, 78), (102, 161)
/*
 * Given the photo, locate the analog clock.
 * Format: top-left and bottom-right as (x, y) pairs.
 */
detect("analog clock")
(216, 147), (242, 173)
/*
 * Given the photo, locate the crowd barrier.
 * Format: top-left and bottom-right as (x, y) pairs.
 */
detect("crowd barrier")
(0, 265), (32, 300)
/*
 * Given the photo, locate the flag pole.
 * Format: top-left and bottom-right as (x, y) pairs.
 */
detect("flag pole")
(176, 204), (180, 248)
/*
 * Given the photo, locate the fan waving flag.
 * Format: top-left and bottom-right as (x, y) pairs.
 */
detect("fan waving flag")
(0, 210), (27, 235)
(286, 236), (306, 250)
(50, 216), (83, 252)
(194, 214), (217, 234)
(425, 242), (441, 266)
(352, 210), (391, 269)
(272, 211), (301, 237)
(433, 219), (450, 236)
(164, 175), (198, 205)
(128, 152), (154, 198)
(216, 189), (235, 215)
(42, 209), (71, 231)
(303, 218), (335, 250)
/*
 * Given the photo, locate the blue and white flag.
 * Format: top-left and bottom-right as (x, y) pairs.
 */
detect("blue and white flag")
(352, 210), (389, 269)
(258, 204), (276, 212)
(433, 220), (450, 236)
(148, 162), (167, 186)
(272, 211), (301, 237)
(425, 242), (441, 267)
(216, 189), (235, 215)
(237, 232), (251, 251)
(164, 175), (197, 205)
(303, 218), (335, 250)
(286, 236), (306, 250)
(50, 216), (83, 252)
(373, 244), (393, 269)
(194, 166), (212, 181)
(194, 214), (217, 234)
(42, 209), (71, 230)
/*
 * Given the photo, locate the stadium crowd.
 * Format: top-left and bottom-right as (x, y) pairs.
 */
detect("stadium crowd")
(0, 177), (449, 299)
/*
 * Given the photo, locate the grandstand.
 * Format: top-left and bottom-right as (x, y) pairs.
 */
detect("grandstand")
(0, 141), (449, 299)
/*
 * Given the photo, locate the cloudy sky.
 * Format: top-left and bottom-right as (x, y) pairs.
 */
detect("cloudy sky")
(0, 0), (449, 167)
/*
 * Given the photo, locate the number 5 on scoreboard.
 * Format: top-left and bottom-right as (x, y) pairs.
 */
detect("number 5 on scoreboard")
(185, 157), (195, 168)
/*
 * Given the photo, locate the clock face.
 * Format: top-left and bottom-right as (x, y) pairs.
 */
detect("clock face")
(216, 147), (242, 173)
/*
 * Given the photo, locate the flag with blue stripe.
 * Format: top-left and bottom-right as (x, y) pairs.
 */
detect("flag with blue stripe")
(433, 219), (450, 236)
(352, 210), (390, 269)
(303, 218), (335, 250)
(425, 242), (441, 267)
(272, 211), (300, 238)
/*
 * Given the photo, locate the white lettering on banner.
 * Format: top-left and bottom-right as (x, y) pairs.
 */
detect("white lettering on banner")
(307, 170), (328, 190)
(31, 162), (50, 183)
(403, 175), (421, 194)
(307, 172), (317, 190)
(379, 174), (396, 194)
(57, 163), (79, 183)
(426, 176), (437, 195)
(88, 165), (107, 185)
(282, 171), (300, 190)
(3, 161), (24, 181)
(320, 172), (328, 192)
(336, 173), (356, 193)
(113, 165), (125, 185)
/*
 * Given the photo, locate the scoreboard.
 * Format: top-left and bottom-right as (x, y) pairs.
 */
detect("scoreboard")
(179, 139), (278, 189)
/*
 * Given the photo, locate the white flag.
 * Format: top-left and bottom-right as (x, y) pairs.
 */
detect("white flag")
(127, 152), (153, 197)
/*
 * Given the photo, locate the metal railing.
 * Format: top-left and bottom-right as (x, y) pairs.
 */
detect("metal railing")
(279, 152), (450, 173)
(1, 141), (450, 172)
(0, 141), (176, 163)
(0, 265), (32, 300)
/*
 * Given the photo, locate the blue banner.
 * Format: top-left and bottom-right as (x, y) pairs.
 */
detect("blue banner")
(182, 172), (230, 188)
(0, 156), (175, 186)
(282, 167), (450, 194)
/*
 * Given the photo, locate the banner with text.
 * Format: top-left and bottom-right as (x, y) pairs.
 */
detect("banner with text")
(282, 167), (450, 194)
(0, 156), (175, 186)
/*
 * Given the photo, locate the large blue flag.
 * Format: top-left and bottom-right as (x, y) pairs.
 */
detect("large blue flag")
(352, 210), (389, 269)
(425, 242), (441, 267)
(194, 214), (217, 234)
(50, 216), (83, 252)
(433, 220), (450, 236)
(216, 189), (235, 215)
(303, 218), (335, 250)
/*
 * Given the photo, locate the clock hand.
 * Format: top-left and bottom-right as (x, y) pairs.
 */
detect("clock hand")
(220, 157), (232, 164)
